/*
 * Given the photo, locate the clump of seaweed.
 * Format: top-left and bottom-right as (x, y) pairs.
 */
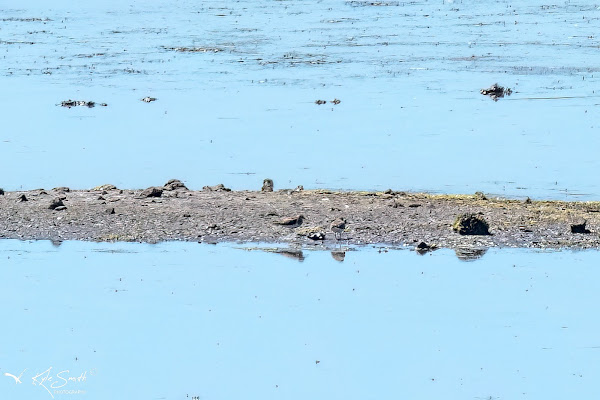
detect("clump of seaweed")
(452, 213), (490, 235)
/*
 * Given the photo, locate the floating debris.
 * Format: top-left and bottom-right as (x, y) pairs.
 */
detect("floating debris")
(480, 83), (512, 101)
(165, 46), (224, 53)
(346, 1), (400, 6)
(1, 17), (52, 22)
(60, 100), (107, 108)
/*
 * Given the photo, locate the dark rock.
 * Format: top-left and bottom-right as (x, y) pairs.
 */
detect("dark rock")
(98, 196), (105, 200)
(202, 184), (231, 192)
(18, 194), (28, 202)
(262, 179), (274, 192)
(571, 221), (591, 234)
(54, 205), (67, 211)
(0, 188), (4, 195)
(48, 198), (65, 210)
(480, 83), (512, 101)
(140, 187), (163, 198)
(452, 213), (490, 235)
(53, 187), (70, 193)
(415, 241), (432, 254)
(107, 207), (115, 215)
(524, 197), (532, 204)
(164, 179), (188, 191)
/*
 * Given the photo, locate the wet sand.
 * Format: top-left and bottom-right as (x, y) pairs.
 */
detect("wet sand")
(2, 185), (600, 250)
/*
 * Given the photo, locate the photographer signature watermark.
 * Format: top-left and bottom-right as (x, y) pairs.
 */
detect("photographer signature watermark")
(4, 367), (95, 398)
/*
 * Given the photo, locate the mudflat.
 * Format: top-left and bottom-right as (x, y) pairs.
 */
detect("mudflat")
(2, 184), (600, 250)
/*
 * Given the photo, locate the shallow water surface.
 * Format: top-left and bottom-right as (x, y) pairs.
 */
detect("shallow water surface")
(1, 240), (600, 399)
(1, 1), (599, 198)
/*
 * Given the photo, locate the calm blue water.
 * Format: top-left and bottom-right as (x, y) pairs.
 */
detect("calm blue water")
(2, 2), (600, 399)
(1, 0), (599, 199)
(1, 240), (600, 400)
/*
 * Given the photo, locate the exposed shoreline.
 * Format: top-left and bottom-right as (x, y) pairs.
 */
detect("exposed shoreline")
(1, 185), (600, 251)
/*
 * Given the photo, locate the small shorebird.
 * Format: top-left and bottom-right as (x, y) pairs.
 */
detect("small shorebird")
(274, 215), (304, 228)
(330, 218), (346, 240)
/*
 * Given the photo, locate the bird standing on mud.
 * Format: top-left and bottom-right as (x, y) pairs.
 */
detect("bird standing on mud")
(274, 215), (305, 228)
(330, 218), (347, 240)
